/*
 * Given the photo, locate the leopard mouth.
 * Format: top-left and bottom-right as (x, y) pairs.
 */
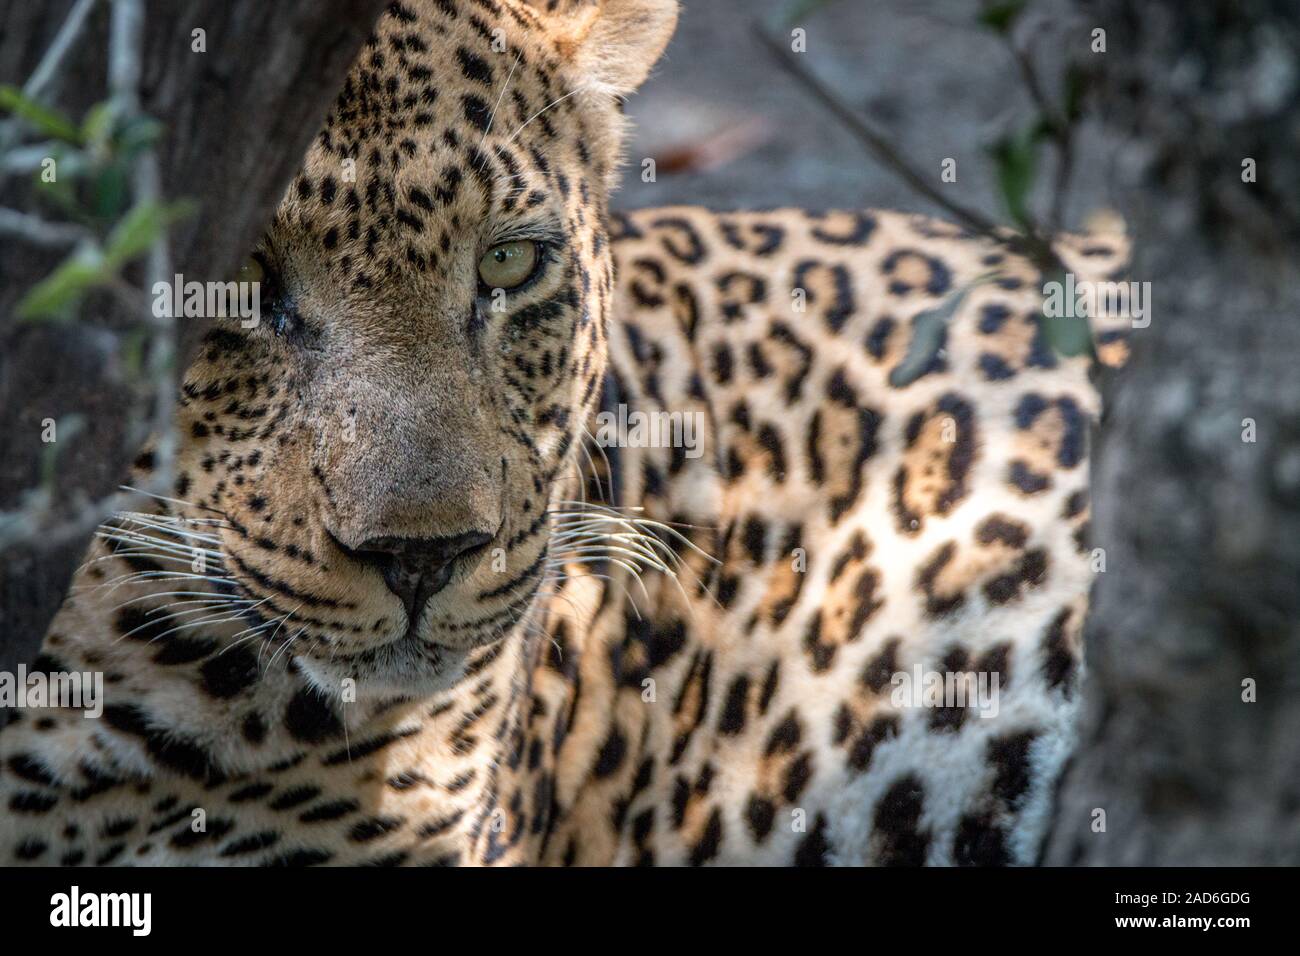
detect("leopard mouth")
(219, 557), (491, 655)
(215, 576), (475, 696)
(210, 518), (525, 681)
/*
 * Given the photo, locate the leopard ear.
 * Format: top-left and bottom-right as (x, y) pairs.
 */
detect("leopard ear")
(547, 0), (679, 96)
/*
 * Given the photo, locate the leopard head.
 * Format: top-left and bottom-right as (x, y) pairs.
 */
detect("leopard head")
(167, 0), (677, 698)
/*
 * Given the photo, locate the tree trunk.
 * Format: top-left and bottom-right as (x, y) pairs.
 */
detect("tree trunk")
(0, 0), (388, 673)
(1045, 0), (1300, 864)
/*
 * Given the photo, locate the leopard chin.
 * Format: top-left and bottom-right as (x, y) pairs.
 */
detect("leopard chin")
(294, 636), (474, 703)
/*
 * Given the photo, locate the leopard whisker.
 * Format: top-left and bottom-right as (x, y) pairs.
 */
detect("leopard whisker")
(109, 513), (227, 543)
(113, 599), (265, 645)
(503, 82), (592, 146)
(95, 529), (220, 557)
(545, 554), (653, 605)
(548, 541), (675, 577)
(539, 568), (645, 620)
(110, 589), (250, 614)
(548, 502), (719, 564)
(117, 485), (230, 520)
(94, 532), (223, 567)
(113, 599), (256, 639)
(258, 604), (304, 670)
(476, 49), (523, 163)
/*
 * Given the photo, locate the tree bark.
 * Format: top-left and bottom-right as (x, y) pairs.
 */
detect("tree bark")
(0, 0), (388, 672)
(1045, 0), (1300, 864)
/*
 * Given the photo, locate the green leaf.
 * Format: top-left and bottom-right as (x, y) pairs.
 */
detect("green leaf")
(16, 249), (109, 322)
(1042, 311), (1094, 357)
(18, 200), (195, 321)
(34, 153), (83, 216)
(0, 84), (80, 142)
(112, 114), (164, 160)
(889, 274), (1000, 388)
(979, 0), (1028, 33)
(81, 101), (117, 154)
(103, 199), (195, 270)
(1038, 269), (1096, 358)
(991, 124), (1044, 229)
(120, 325), (150, 379)
(782, 0), (843, 29)
(92, 162), (129, 221)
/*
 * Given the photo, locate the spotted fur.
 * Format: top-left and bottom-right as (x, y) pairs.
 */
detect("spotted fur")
(0, 0), (1130, 866)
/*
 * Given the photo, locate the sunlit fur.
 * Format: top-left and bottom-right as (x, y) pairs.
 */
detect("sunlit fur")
(1, 0), (1136, 868)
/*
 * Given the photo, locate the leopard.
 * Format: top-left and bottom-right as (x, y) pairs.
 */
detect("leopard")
(0, 0), (1132, 866)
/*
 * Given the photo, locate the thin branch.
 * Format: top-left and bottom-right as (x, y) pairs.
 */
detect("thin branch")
(1, 143), (64, 176)
(1049, 127), (1074, 239)
(107, 0), (142, 101)
(0, 0), (177, 556)
(751, 21), (1003, 238)
(0, 0), (101, 150)
(23, 0), (101, 103)
(1008, 41), (1066, 134)
(0, 206), (91, 247)
(0, 486), (156, 553)
(752, 20), (1063, 273)
(110, 0), (178, 488)
(1005, 38), (1074, 237)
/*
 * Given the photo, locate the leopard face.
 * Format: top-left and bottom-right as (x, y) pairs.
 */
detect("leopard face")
(167, 0), (678, 699)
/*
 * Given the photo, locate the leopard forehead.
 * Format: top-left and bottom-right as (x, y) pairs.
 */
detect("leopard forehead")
(279, 0), (626, 326)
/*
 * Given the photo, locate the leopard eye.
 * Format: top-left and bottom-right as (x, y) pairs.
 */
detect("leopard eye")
(236, 256), (265, 286)
(478, 240), (539, 291)
(235, 254), (294, 337)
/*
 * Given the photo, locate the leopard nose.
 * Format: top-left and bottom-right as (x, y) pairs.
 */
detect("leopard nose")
(351, 531), (492, 622)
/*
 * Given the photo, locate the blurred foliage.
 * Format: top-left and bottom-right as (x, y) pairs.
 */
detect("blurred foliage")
(890, 274), (997, 388)
(976, 3), (1093, 358)
(0, 85), (191, 322)
(978, 0), (1028, 33)
(0, 86), (79, 141)
(761, 0), (1098, 363)
(989, 120), (1047, 231)
(39, 414), (85, 491)
(1039, 267), (1092, 356)
(780, 0), (848, 29)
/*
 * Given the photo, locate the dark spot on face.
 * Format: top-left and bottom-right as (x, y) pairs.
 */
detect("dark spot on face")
(989, 730), (1037, 806)
(456, 46), (494, 85)
(284, 687), (344, 743)
(299, 799), (360, 823)
(242, 712), (267, 745)
(113, 607), (173, 643)
(461, 94), (492, 131)
(199, 646), (260, 699)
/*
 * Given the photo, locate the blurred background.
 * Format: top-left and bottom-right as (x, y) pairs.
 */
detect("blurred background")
(617, 0), (1114, 228)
